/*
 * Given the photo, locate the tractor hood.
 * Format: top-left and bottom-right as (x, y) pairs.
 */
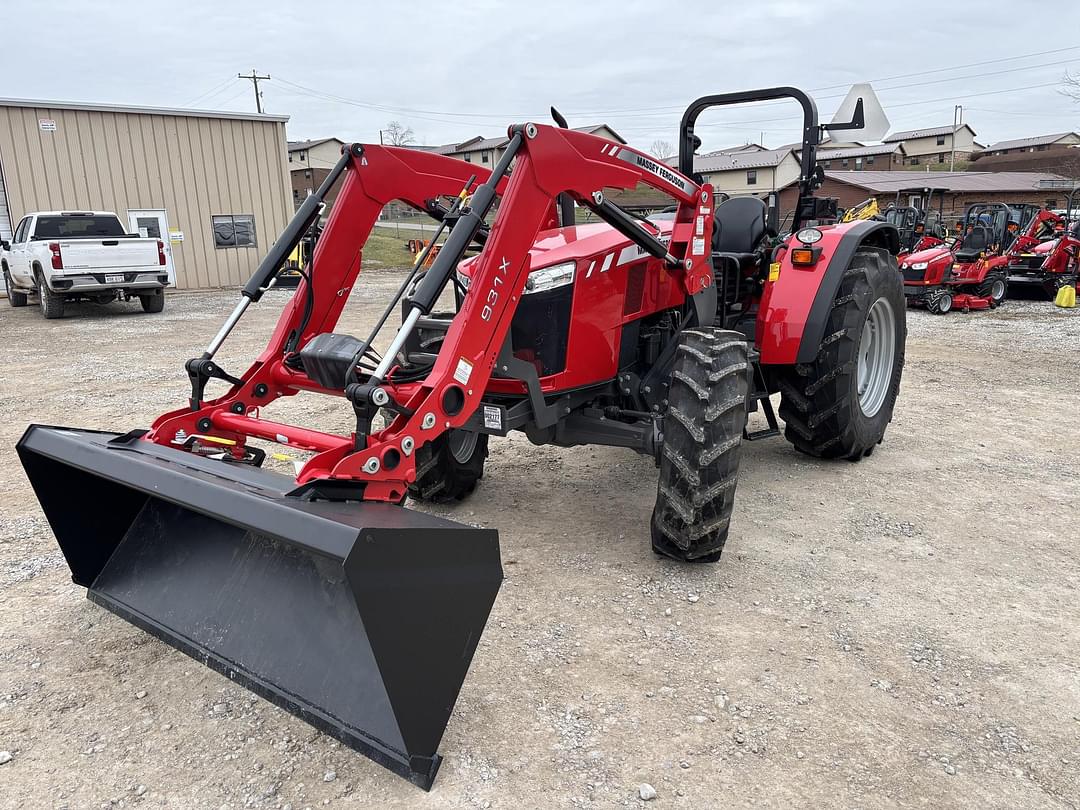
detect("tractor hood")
(900, 245), (952, 268)
(457, 219), (674, 280)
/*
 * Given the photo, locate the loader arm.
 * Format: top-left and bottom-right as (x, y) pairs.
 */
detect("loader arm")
(146, 127), (713, 503)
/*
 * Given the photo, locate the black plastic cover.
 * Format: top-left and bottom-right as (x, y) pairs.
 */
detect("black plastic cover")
(299, 332), (367, 390)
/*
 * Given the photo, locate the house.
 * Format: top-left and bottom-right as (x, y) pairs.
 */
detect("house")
(288, 137), (346, 211)
(777, 169), (1076, 221)
(883, 124), (978, 166)
(693, 148), (802, 197)
(813, 143), (906, 171)
(441, 124), (627, 167)
(970, 133), (1080, 179)
(0, 97), (291, 291)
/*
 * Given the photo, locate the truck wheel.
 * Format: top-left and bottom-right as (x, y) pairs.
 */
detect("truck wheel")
(35, 270), (65, 319)
(4, 269), (27, 307)
(776, 247), (906, 460)
(140, 291), (165, 313)
(651, 328), (748, 563)
(407, 429), (488, 503)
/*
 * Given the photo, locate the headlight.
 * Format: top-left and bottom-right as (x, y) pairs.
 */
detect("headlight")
(524, 261), (575, 294)
(911, 261), (929, 270)
(796, 227), (823, 244)
(455, 268), (471, 289)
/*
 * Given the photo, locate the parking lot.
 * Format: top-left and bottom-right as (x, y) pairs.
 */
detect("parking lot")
(1, 272), (1079, 808)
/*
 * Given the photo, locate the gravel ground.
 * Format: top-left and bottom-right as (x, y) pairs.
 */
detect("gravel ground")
(1, 275), (1079, 809)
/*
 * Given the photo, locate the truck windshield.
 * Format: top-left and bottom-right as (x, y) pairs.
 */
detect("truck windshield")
(33, 215), (126, 239)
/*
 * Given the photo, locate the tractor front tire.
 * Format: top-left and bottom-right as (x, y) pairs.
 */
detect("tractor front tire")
(407, 429), (488, 503)
(776, 247), (905, 460)
(35, 270), (65, 319)
(651, 328), (748, 563)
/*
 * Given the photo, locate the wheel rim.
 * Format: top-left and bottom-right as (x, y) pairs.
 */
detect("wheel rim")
(991, 279), (1005, 301)
(448, 429), (479, 464)
(856, 296), (897, 418)
(938, 293), (952, 313)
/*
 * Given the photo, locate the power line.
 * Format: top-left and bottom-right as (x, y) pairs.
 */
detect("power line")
(183, 77), (236, 108)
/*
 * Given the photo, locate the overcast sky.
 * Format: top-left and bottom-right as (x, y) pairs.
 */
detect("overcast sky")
(3, 0), (1079, 154)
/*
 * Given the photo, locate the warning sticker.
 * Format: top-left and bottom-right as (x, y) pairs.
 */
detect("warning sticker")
(453, 357), (473, 385)
(483, 405), (502, 430)
(692, 237), (706, 256)
(695, 215), (704, 237)
(768, 262), (781, 282)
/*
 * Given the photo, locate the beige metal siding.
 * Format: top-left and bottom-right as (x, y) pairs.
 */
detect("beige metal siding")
(0, 104), (290, 289)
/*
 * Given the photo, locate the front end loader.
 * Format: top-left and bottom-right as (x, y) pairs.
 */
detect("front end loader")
(18, 86), (906, 789)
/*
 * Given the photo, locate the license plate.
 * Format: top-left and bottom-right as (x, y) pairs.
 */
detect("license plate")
(104, 274), (124, 283)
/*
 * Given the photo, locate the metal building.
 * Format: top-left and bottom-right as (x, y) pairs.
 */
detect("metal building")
(0, 98), (290, 290)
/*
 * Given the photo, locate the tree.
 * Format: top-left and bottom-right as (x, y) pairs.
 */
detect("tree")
(384, 120), (415, 146)
(650, 139), (674, 159)
(1063, 72), (1080, 103)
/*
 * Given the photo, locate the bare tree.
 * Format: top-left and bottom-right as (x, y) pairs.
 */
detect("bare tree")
(1063, 72), (1080, 102)
(650, 139), (674, 159)
(384, 120), (415, 146)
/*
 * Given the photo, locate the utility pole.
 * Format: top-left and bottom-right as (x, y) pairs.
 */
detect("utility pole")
(949, 104), (963, 173)
(238, 69), (271, 114)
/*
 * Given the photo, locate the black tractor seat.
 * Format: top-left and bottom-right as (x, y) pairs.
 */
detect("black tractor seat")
(713, 196), (767, 270)
(955, 225), (991, 263)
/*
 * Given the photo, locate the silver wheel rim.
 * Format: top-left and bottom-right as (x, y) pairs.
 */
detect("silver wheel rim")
(938, 293), (952, 313)
(991, 279), (1005, 300)
(448, 429), (479, 464)
(857, 297), (897, 418)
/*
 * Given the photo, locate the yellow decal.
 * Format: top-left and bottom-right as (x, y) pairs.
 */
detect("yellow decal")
(768, 262), (781, 282)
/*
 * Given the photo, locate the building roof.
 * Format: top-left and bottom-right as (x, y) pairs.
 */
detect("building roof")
(815, 143), (904, 159)
(409, 142), (460, 155)
(287, 137), (344, 152)
(0, 96), (289, 123)
(821, 170), (1072, 194)
(703, 143), (768, 156)
(572, 124), (627, 144)
(455, 135), (509, 152)
(695, 148), (795, 173)
(883, 124), (976, 143)
(985, 132), (1080, 152)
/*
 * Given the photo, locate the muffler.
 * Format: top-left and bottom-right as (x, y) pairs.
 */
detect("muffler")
(17, 425), (502, 789)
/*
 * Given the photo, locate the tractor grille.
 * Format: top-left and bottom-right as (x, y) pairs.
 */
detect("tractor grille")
(902, 266), (929, 283)
(511, 284), (572, 377)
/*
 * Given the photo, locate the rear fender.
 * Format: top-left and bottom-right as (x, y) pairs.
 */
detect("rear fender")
(757, 220), (899, 366)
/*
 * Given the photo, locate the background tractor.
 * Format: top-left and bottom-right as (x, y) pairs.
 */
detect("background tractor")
(18, 86), (906, 789)
(1006, 189), (1080, 299)
(884, 187), (948, 257)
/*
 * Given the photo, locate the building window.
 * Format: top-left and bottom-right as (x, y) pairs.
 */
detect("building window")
(822, 160), (831, 169)
(866, 155), (875, 165)
(212, 214), (257, 249)
(288, 153), (293, 162)
(1046, 199), (1058, 208)
(938, 153), (946, 163)
(936, 135), (946, 145)
(841, 159), (849, 168)
(855, 157), (863, 170)
(482, 153), (489, 164)
(911, 156), (920, 165)
(1036, 144), (1047, 151)
(300, 152), (306, 161)
(304, 169), (312, 179)
(746, 170), (757, 185)
(464, 154), (472, 163)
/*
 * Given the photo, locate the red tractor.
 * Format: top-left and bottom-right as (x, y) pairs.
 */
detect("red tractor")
(18, 87), (906, 789)
(884, 187), (948, 259)
(1006, 189), (1080, 298)
(901, 202), (1058, 313)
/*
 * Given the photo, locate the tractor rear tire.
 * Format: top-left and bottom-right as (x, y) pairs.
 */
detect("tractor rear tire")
(407, 429), (488, 503)
(651, 328), (748, 563)
(978, 273), (1007, 306)
(4, 269), (27, 307)
(775, 247), (905, 460)
(35, 270), (65, 319)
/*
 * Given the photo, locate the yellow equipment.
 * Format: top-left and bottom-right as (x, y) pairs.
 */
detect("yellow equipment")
(1055, 284), (1077, 308)
(842, 198), (880, 223)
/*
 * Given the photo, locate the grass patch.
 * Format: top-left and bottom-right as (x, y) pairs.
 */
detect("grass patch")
(362, 230), (417, 269)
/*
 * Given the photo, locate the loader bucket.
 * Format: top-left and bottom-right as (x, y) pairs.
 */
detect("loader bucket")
(16, 425), (502, 790)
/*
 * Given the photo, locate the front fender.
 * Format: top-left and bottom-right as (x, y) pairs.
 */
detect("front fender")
(757, 220), (899, 366)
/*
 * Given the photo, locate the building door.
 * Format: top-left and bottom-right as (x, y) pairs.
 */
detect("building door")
(127, 209), (175, 284)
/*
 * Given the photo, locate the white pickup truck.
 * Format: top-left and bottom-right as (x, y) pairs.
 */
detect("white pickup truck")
(1, 211), (169, 318)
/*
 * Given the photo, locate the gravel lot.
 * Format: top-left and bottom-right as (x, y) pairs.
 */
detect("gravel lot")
(1, 274), (1079, 809)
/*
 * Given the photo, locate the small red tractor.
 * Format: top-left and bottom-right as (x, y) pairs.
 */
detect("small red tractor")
(901, 202), (1060, 313)
(1006, 189), (1080, 298)
(884, 187), (948, 258)
(18, 87), (905, 788)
